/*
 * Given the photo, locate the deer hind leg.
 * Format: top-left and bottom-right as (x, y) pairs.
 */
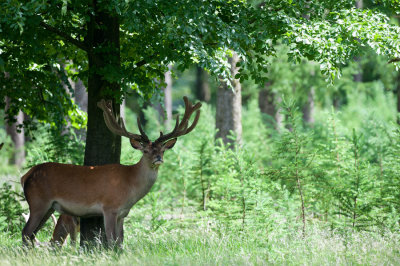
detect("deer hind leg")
(51, 215), (79, 246)
(33, 208), (55, 237)
(22, 203), (52, 246)
(51, 215), (70, 246)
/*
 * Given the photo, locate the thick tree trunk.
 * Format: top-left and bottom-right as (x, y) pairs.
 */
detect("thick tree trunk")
(81, 4), (121, 246)
(302, 88), (315, 125)
(195, 66), (211, 102)
(216, 53), (242, 147)
(5, 97), (25, 167)
(258, 82), (282, 130)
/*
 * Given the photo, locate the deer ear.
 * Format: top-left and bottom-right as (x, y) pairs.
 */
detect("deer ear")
(130, 139), (144, 150)
(163, 138), (177, 150)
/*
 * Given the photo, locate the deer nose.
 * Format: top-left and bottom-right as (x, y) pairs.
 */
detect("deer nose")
(156, 155), (162, 162)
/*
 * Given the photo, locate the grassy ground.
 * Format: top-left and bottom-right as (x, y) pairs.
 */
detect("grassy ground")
(1, 220), (400, 265)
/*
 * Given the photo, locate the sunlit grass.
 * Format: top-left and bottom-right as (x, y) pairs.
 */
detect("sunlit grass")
(1, 222), (399, 265)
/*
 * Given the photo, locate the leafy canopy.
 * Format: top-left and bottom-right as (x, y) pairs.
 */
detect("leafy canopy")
(1, 0), (399, 129)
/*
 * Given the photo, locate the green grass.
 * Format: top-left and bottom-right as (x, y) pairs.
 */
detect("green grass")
(1, 220), (400, 265)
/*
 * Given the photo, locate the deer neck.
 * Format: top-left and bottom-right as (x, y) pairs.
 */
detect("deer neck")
(134, 156), (160, 188)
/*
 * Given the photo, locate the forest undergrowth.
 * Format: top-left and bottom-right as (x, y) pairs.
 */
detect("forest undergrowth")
(1, 86), (400, 265)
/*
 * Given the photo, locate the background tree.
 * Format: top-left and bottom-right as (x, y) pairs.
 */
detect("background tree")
(195, 67), (211, 103)
(216, 53), (242, 146)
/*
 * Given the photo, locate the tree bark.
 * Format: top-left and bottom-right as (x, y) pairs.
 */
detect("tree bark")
(302, 88), (315, 125)
(397, 72), (400, 125)
(81, 3), (121, 246)
(153, 66), (172, 125)
(164, 66), (173, 126)
(216, 53), (242, 147)
(195, 66), (211, 102)
(5, 97), (25, 167)
(74, 79), (88, 113)
(353, 0), (363, 83)
(258, 82), (282, 130)
(397, 17), (400, 125)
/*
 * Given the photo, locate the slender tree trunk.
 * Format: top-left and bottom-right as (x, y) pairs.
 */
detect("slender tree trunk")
(353, 0), (363, 83)
(5, 97), (25, 167)
(355, 0), (363, 9)
(81, 3), (121, 246)
(153, 66), (172, 125)
(397, 73), (400, 125)
(397, 18), (400, 125)
(258, 82), (282, 130)
(74, 79), (88, 113)
(216, 53), (242, 147)
(195, 66), (211, 102)
(164, 66), (173, 126)
(74, 78), (88, 141)
(302, 88), (315, 125)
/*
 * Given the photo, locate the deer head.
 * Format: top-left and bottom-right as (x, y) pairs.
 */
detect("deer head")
(97, 96), (201, 167)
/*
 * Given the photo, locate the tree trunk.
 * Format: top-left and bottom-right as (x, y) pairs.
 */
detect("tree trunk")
(73, 78), (88, 141)
(164, 66), (173, 126)
(195, 66), (211, 102)
(353, 0), (363, 83)
(397, 73), (400, 125)
(258, 82), (282, 130)
(5, 97), (25, 167)
(81, 4), (121, 246)
(74, 79), (88, 113)
(153, 66), (172, 125)
(216, 53), (242, 147)
(302, 88), (315, 125)
(397, 17), (400, 125)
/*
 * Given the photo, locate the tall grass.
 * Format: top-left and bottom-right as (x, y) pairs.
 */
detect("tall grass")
(1, 224), (399, 265)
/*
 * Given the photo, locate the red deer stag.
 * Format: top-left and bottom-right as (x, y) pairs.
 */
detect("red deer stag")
(21, 96), (201, 246)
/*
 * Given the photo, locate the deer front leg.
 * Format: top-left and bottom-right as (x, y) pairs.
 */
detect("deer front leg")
(116, 217), (124, 245)
(103, 210), (118, 246)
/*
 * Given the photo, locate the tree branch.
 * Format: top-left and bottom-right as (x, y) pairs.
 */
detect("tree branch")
(134, 59), (148, 68)
(388, 57), (400, 64)
(40, 22), (88, 51)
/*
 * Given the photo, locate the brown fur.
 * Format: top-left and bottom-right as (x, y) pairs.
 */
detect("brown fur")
(51, 215), (80, 246)
(21, 145), (171, 246)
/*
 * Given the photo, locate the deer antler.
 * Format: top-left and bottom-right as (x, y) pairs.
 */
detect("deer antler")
(154, 96), (201, 144)
(97, 99), (150, 143)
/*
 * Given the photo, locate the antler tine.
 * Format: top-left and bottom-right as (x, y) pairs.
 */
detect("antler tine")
(136, 117), (150, 143)
(154, 96), (202, 144)
(97, 99), (146, 142)
(183, 109), (201, 135)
